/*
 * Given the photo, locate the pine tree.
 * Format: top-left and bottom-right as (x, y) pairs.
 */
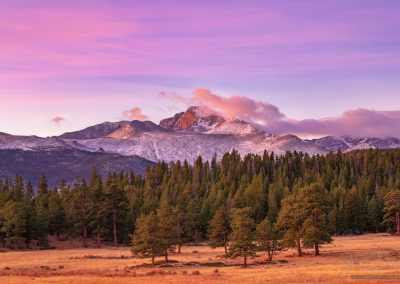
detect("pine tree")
(173, 206), (191, 253)
(104, 180), (128, 246)
(35, 174), (49, 247)
(21, 181), (35, 248)
(0, 201), (26, 249)
(131, 212), (163, 266)
(88, 168), (105, 247)
(256, 217), (283, 261)
(382, 189), (400, 233)
(367, 197), (379, 232)
(48, 188), (66, 240)
(72, 180), (90, 247)
(344, 186), (365, 233)
(244, 173), (266, 222)
(157, 200), (178, 264)
(277, 193), (305, 256)
(298, 183), (332, 256)
(207, 206), (230, 255)
(227, 208), (257, 267)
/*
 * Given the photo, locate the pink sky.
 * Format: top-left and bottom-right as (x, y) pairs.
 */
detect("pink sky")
(1, 1), (400, 137)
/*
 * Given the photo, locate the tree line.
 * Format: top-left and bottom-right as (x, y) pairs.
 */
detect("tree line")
(0, 149), (400, 263)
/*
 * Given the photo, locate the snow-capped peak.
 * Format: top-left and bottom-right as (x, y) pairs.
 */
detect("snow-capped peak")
(207, 119), (261, 135)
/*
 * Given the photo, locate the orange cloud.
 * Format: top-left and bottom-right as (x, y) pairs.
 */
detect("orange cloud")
(121, 107), (149, 121)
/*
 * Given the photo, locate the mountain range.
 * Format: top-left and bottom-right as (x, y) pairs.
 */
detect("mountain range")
(1, 106), (400, 185)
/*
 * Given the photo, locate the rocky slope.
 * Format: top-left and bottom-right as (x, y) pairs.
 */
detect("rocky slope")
(0, 133), (154, 186)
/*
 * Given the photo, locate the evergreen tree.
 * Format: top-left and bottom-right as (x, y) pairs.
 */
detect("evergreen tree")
(48, 188), (66, 239)
(131, 212), (163, 266)
(382, 189), (400, 233)
(157, 199), (178, 264)
(207, 206), (230, 255)
(298, 183), (332, 256)
(72, 180), (90, 246)
(88, 168), (105, 247)
(277, 193), (305, 256)
(256, 217), (283, 261)
(104, 180), (128, 246)
(0, 201), (26, 249)
(227, 208), (257, 267)
(173, 206), (191, 253)
(35, 174), (49, 247)
(367, 197), (379, 232)
(21, 181), (35, 248)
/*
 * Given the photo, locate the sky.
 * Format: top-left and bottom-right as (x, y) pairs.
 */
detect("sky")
(1, 0), (400, 138)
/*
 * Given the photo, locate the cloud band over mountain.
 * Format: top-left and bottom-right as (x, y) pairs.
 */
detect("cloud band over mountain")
(161, 88), (400, 138)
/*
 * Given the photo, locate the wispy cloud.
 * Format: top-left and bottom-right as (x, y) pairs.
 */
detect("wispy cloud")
(161, 88), (400, 138)
(51, 116), (66, 125)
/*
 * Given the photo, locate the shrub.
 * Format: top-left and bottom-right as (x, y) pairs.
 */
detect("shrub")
(191, 270), (201, 275)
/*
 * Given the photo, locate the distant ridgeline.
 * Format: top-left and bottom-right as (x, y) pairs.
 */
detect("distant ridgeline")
(0, 149), (400, 256)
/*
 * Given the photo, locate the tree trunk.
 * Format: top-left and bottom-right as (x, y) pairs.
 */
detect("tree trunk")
(82, 205), (87, 247)
(83, 225), (87, 248)
(165, 250), (169, 265)
(152, 253), (155, 267)
(113, 210), (117, 246)
(244, 255), (247, 267)
(178, 244), (181, 254)
(297, 238), (302, 257)
(97, 222), (101, 248)
(314, 243), (320, 256)
(224, 245), (227, 255)
(268, 250), (273, 261)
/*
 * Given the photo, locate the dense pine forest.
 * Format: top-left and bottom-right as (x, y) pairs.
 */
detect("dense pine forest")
(1, 149), (400, 262)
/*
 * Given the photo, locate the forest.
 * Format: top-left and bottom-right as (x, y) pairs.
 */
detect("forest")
(1, 149), (400, 264)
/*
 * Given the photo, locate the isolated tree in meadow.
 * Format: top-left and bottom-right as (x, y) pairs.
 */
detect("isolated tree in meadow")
(207, 206), (230, 255)
(131, 212), (163, 266)
(157, 200), (178, 264)
(298, 183), (332, 256)
(277, 193), (305, 257)
(382, 189), (400, 233)
(227, 208), (257, 267)
(256, 217), (283, 261)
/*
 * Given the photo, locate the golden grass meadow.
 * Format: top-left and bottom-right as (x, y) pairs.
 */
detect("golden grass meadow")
(1, 234), (400, 283)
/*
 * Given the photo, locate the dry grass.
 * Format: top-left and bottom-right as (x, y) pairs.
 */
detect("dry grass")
(1, 234), (400, 283)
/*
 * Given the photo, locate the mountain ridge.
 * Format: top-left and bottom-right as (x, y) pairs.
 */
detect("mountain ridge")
(1, 106), (400, 185)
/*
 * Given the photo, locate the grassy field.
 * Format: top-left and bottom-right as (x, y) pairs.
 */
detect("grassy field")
(1, 234), (400, 283)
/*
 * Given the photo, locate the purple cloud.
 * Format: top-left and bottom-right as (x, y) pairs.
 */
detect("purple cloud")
(162, 88), (400, 138)
(51, 116), (66, 125)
